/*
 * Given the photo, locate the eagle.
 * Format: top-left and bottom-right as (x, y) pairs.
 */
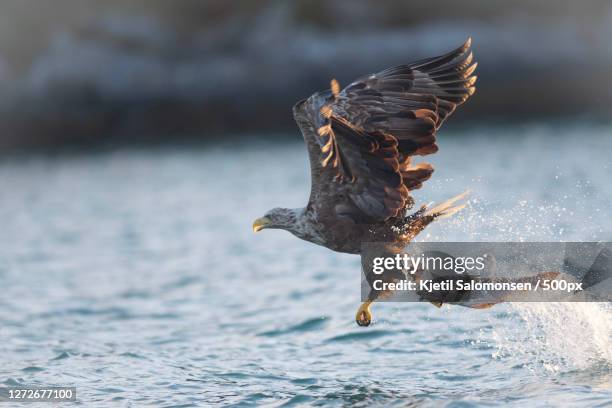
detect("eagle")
(253, 39), (478, 326)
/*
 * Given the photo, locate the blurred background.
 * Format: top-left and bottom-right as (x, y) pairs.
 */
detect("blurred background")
(1, 0), (612, 150)
(1, 1), (611, 406)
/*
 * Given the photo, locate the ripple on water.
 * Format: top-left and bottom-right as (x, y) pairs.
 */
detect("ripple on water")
(119, 352), (147, 359)
(258, 316), (329, 337)
(324, 329), (395, 343)
(51, 351), (72, 361)
(275, 394), (314, 406)
(289, 377), (318, 385)
(434, 371), (487, 382)
(21, 366), (45, 373)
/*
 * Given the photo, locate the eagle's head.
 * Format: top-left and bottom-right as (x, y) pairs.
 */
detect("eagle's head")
(252, 208), (298, 232)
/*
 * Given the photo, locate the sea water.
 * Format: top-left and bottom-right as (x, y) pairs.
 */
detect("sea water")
(0, 122), (610, 406)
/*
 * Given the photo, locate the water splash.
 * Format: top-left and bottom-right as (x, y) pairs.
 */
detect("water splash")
(490, 303), (612, 373)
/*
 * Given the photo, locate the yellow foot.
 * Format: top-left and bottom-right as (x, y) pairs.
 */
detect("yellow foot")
(355, 301), (372, 327)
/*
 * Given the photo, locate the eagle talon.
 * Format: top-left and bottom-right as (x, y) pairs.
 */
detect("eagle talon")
(355, 301), (372, 326)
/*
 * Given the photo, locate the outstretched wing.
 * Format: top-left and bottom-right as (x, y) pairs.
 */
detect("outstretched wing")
(294, 38), (477, 221)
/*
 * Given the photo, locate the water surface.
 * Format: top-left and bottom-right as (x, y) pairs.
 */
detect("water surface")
(0, 123), (611, 406)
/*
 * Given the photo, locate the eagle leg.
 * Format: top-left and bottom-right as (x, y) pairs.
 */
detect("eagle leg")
(356, 284), (397, 326)
(357, 246), (407, 326)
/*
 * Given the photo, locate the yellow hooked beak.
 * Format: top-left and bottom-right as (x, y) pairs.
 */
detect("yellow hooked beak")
(252, 217), (270, 233)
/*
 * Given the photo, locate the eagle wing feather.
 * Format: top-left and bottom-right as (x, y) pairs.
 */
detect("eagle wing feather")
(294, 38), (477, 222)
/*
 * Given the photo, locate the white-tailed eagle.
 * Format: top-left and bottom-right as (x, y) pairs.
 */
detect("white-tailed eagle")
(254, 39), (478, 325)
